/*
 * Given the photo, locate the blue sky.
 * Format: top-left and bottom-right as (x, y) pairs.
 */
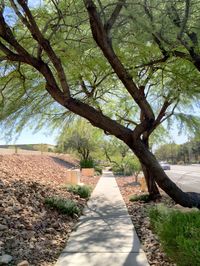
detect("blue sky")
(0, 128), (58, 145)
(0, 125), (188, 146)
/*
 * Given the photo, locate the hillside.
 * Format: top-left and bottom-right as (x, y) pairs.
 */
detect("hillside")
(0, 154), (99, 266)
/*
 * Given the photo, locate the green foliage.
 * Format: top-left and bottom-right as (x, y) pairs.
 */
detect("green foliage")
(155, 137), (200, 164)
(149, 205), (200, 266)
(67, 185), (92, 198)
(94, 165), (103, 175)
(112, 155), (141, 176)
(174, 113), (200, 139)
(103, 137), (141, 176)
(129, 194), (150, 202)
(80, 158), (94, 168)
(155, 142), (180, 164)
(56, 118), (103, 160)
(45, 197), (80, 216)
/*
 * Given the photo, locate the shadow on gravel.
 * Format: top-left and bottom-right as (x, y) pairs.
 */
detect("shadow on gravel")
(51, 156), (76, 169)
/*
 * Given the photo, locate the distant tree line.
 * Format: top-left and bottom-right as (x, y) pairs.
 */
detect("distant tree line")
(155, 139), (200, 164)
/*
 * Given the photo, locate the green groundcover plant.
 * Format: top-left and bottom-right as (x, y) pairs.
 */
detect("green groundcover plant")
(129, 194), (150, 203)
(149, 205), (200, 266)
(67, 184), (92, 199)
(45, 197), (80, 216)
(80, 158), (94, 169)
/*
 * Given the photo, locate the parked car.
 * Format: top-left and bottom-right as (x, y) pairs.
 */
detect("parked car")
(160, 161), (171, 170)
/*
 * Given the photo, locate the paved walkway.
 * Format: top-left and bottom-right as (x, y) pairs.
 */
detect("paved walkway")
(55, 171), (149, 266)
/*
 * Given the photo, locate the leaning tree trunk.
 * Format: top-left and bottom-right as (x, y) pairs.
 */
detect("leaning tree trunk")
(130, 138), (200, 208)
(141, 163), (161, 200)
(140, 136), (161, 200)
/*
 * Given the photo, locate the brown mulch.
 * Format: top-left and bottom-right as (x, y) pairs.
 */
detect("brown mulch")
(0, 154), (99, 266)
(115, 175), (141, 203)
(115, 175), (176, 266)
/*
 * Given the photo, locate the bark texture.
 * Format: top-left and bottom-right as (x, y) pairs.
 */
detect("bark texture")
(141, 164), (161, 200)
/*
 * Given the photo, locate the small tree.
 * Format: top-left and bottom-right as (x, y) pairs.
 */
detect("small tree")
(57, 119), (102, 160)
(103, 138), (141, 180)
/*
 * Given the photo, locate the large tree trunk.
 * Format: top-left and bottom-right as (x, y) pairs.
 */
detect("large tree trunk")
(141, 164), (161, 200)
(141, 136), (161, 200)
(66, 98), (200, 208)
(130, 138), (200, 208)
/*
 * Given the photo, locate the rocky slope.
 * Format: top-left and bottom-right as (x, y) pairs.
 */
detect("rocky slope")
(0, 154), (99, 265)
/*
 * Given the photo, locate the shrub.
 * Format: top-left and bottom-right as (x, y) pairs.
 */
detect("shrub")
(94, 166), (103, 175)
(45, 197), (80, 216)
(112, 156), (141, 176)
(112, 164), (124, 175)
(80, 158), (94, 168)
(67, 184), (92, 198)
(149, 205), (200, 266)
(129, 194), (150, 202)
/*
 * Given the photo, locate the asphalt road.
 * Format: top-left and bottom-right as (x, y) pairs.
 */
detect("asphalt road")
(165, 165), (200, 193)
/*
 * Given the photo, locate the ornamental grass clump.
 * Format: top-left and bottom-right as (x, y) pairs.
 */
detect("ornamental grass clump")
(67, 184), (92, 198)
(129, 194), (150, 202)
(149, 204), (200, 266)
(80, 158), (94, 168)
(45, 197), (80, 216)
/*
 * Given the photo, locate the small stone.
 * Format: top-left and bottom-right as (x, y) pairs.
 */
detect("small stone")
(51, 240), (57, 245)
(0, 224), (8, 231)
(0, 254), (13, 264)
(17, 260), (29, 266)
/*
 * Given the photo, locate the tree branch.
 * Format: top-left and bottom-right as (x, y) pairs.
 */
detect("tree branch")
(116, 114), (138, 126)
(177, 0), (190, 40)
(153, 100), (172, 128)
(15, 0), (70, 98)
(65, 97), (132, 144)
(84, 0), (155, 122)
(104, 0), (126, 34)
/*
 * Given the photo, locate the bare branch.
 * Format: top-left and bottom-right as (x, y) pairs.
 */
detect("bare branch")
(154, 100), (172, 127)
(116, 114), (138, 126)
(160, 100), (179, 123)
(104, 0), (126, 34)
(177, 0), (190, 40)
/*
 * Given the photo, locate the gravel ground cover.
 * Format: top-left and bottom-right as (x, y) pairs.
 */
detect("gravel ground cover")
(116, 175), (176, 266)
(0, 154), (99, 266)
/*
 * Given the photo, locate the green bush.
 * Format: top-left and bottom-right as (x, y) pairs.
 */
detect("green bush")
(112, 156), (141, 176)
(149, 205), (200, 266)
(80, 158), (94, 168)
(129, 194), (150, 202)
(94, 166), (103, 175)
(67, 184), (92, 198)
(112, 164), (124, 175)
(45, 197), (80, 216)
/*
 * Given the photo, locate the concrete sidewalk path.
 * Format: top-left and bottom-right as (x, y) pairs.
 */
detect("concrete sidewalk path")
(55, 171), (149, 266)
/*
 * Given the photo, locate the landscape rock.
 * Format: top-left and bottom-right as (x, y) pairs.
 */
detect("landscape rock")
(0, 254), (13, 264)
(0, 225), (8, 231)
(17, 260), (29, 266)
(0, 154), (99, 266)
